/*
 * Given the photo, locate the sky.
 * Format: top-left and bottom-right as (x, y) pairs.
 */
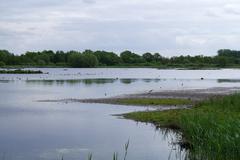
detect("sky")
(1, 0), (240, 56)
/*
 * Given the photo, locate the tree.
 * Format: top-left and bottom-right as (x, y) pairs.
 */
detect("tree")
(54, 51), (67, 64)
(120, 50), (145, 63)
(0, 61), (5, 67)
(82, 53), (98, 67)
(68, 52), (83, 67)
(68, 51), (98, 68)
(94, 51), (120, 66)
(0, 50), (12, 64)
(153, 53), (161, 61)
(142, 52), (154, 62)
(216, 56), (227, 67)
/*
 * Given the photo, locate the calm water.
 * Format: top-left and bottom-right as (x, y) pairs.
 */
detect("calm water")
(1, 68), (240, 160)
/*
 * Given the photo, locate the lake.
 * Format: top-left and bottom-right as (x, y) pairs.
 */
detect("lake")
(1, 68), (240, 160)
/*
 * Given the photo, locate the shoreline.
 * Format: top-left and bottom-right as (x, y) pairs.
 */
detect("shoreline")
(38, 86), (240, 159)
(39, 87), (240, 106)
(2, 66), (240, 70)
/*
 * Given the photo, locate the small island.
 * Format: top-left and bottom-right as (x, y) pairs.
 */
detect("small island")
(0, 69), (43, 74)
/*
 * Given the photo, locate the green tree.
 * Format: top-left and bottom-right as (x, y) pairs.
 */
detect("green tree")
(68, 52), (98, 68)
(94, 51), (120, 66)
(142, 52), (154, 62)
(0, 50), (12, 64)
(216, 56), (227, 67)
(68, 52), (83, 67)
(82, 53), (98, 67)
(120, 50), (145, 63)
(0, 61), (5, 67)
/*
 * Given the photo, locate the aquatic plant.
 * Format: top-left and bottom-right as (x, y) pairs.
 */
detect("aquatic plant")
(88, 153), (92, 160)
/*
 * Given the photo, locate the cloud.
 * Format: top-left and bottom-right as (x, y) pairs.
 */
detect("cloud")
(1, 0), (240, 56)
(224, 4), (240, 15)
(176, 34), (240, 53)
(82, 0), (96, 4)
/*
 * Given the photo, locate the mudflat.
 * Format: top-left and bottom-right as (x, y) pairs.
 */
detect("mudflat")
(39, 87), (240, 106)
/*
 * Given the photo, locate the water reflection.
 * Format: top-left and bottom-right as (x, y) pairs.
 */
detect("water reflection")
(25, 78), (164, 86)
(120, 79), (139, 84)
(25, 79), (117, 86)
(218, 79), (240, 83)
(0, 80), (12, 83)
(22, 78), (240, 87)
(132, 121), (188, 160)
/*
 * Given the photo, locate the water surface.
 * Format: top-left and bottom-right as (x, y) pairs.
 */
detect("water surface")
(1, 68), (240, 160)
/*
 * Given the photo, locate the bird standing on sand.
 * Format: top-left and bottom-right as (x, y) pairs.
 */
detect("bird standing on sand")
(148, 89), (153, 93)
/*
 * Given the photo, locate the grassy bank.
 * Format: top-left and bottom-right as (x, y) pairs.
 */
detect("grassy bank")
(115, 98), (192, 106)
(122, 94), (240, 159)
(0, 69), (43, 74)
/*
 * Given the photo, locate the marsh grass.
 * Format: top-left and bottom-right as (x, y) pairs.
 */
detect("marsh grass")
(88, 153), (93, 160)
(115, 98), (192, 106)
(180, 94), (240, 160)
(123, 94), (240, 159)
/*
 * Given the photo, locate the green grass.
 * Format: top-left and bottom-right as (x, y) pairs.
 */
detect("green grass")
(123, 109), (182, 129)
(122, 94), (240, 160)
(0, 69), (43, 74)
(115, 98), (192, 106)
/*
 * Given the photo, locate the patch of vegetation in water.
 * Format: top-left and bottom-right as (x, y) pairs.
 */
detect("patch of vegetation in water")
(122, 94), (240, 159)
(115, 98), (192, 106)
(0, 69), (43, 74)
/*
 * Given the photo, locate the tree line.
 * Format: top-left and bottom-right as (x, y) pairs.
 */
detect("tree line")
(0, 49), (239, 68)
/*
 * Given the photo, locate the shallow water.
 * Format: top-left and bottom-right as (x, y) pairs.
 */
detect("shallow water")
(1, 68), (240, 160)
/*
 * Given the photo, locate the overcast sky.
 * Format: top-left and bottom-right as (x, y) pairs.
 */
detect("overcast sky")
(1, 0), (240, 56)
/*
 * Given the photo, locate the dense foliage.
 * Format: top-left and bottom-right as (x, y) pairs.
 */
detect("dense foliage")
(0, 49), (240, 68)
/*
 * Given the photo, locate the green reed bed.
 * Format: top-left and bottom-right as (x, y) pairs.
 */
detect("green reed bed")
(115, 98), (192, 106)
(122, 94), (240, 160)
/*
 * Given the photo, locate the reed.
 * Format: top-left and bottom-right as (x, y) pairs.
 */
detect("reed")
(123, 94), (240, 159)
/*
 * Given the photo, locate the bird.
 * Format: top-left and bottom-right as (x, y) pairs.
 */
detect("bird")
(148, 89), (153, 93)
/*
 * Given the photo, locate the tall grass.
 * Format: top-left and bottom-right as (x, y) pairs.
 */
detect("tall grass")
(88, 153), (93, 160)
(180, 94), (240, 160)
(123, 94), (240, 159)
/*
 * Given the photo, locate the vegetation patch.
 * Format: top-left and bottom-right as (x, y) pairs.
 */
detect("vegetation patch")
(122, 94), (240, 159)
(115, 98), (192, 106)
(0, 69), (43, 74)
